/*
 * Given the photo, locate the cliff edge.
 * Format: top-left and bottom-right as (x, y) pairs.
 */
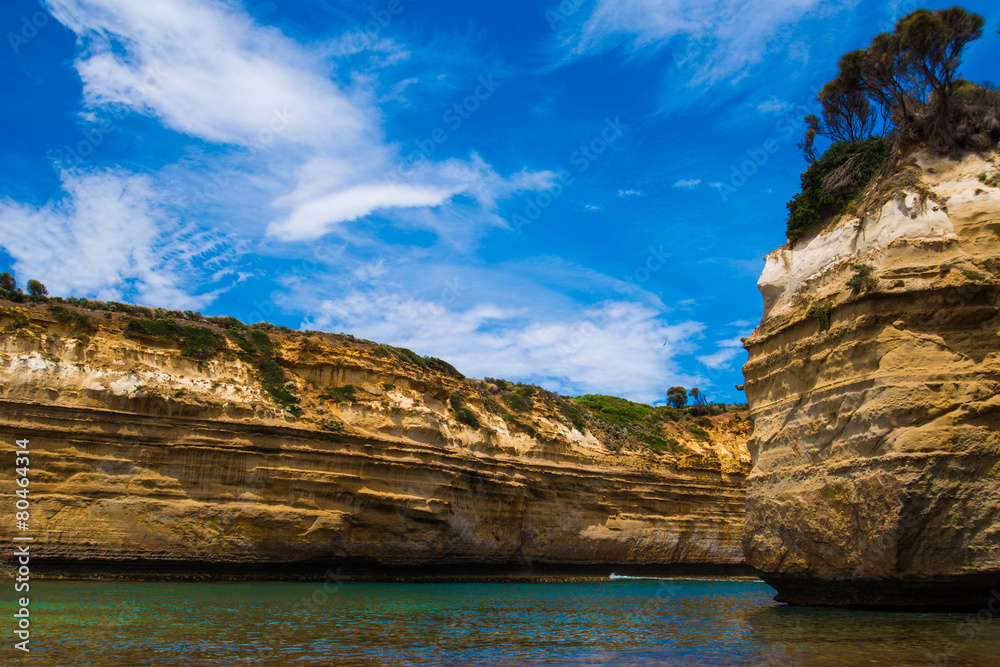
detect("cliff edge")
(743, 149), (1000, 608)
(0, 302), (750, 579)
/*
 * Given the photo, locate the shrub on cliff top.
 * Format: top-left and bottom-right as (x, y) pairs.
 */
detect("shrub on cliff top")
(786, 138), (891, 243)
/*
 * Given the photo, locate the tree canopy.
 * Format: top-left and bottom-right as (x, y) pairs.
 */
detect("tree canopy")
(806, 6), (995, 156)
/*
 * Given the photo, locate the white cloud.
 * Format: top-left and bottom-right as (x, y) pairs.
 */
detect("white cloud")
(45, 0), (553, 245)
(584, 203), (601, 212)
(558, 0), (842, 84)
(617, 189), (644, 197)
(305, 291), (704, 403)
(697, 347), (740, 369)
(0, 169), (231, 307)
(672, 178), (701, 189)
(757, 95), (791, 114)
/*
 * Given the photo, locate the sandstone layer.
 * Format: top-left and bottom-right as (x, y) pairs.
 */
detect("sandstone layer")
(0, 305), (750, 579)
(743, 149), (1000, 608)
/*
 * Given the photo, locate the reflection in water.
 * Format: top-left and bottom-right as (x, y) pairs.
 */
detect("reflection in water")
(12, 579), (1000, 666)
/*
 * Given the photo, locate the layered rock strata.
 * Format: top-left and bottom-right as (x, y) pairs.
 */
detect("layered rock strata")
(743, 150), (1000, 608)
(0, 306), (751, 578)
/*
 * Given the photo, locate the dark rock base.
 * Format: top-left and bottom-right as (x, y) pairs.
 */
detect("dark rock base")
(763, 574), (1000, 611)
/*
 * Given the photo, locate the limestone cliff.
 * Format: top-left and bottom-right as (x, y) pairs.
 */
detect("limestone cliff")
(743, 149), (1000, 608)
(0, 303), (750, 579)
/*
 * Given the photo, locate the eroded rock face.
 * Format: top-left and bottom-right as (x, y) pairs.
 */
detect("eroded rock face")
(743, 150), (1000, 608)
(0, 309), (751, 578)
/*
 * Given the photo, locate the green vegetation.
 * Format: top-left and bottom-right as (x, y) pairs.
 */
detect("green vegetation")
(373, 344), (463, 377)
(228, 328), (274, 357)
(666, 386), (687, 408)
(688, 425), (711, 440)
(504, 385), (534, 413)
(320, 420), (346, 433)
(787, 139), (891, 242)
(324, 385), (357, 403)
(26, 280), (47, 297)
(123, 317), (224, 359)
(847, 264), (879, 293)
(179, 325), (225, 359)
(381, 382), (395, 391)
(49, 305), (93, 331)
(2, 311), (30, 332)
(963, 269), (987, 281)
(641, 433), (681, 455)
(791, 7), (999, 242)
(809, 303), (834, 332)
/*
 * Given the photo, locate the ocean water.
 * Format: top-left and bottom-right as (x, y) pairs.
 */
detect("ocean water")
(11, 578), (1000, 666)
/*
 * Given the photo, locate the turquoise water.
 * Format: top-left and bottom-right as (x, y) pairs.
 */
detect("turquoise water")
(10, 579), (1000, 665)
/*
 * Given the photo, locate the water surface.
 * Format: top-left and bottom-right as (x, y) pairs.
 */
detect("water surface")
(12, 579), (1000, 665)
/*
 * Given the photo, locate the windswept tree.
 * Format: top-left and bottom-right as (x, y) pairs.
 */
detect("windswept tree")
(809, 6), (991, 153)
(26, 280), (48, 297)
(690, 387), (709, 407)
(0, 272), (16, 292)
(667, 386), (687, 408)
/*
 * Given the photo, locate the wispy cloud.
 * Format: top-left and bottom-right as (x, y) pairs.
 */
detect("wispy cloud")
(555, 0), (846, 84)
(42, 0), (554, 249)
(617, 188), (644, 197)
(757, 95), (791, 114)
(672, 178), (701, 189)
(305, 290), (704, 403)
(0, 169), (233, 307)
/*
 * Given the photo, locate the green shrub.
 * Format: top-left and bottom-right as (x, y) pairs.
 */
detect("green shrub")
(453, 406), (481, 429)
(321, 420), (346, 433)
(325, 385), (357, 403)
(425, 356), (463, 377)
(505, 386), (534, 413)
(963, 269), (987, 281)
(3, 312), (30, 331)
(205, 315), (244, 329)
(381, 382), (395, 391)
(124, 317), (180, 339)
(786, 138), (891, 243)
(695, 416), (713, 428)
(179, 325), (224, 359)
(640, 433), (680, 454)
(808, 303), (834, 332)
(846, 264), (878, 293)
(558, 402), (587, 432)
(49, 305), (93, 330)
(688, 425), (710, 440)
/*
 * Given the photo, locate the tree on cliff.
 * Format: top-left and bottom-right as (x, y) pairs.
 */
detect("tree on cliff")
(0, 272), (16, 292)
(806, 6), (994, 154)
(667, 386), (687, 408)
(790, 6), (998, 242)
(26, 280), (47, 297)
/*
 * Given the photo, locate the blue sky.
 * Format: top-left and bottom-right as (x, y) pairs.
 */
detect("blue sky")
(1, 0), (997, 404)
